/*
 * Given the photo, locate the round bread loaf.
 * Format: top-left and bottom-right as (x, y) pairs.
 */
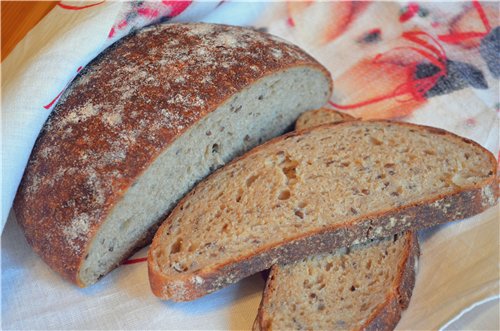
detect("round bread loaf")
(14, 23), (332, 287)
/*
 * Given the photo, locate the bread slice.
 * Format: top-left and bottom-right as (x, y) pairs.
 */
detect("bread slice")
(254, 233), (419, 331)
(295, 107), (356, 130)
(254, 109), (417, 331)
(148, 120), (497, 301)
(13, 23), (332, 287)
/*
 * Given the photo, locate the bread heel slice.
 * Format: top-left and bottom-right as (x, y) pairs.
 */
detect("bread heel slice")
(295, 107), (357, 130)
(254, 232), (419, 331)
(148, 120), (498, 301)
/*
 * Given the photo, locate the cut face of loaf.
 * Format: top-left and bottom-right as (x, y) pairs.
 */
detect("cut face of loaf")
(148, 120), (497, 301)
(295, 107), (356, 130)
(254, 233), (419, 331)
(255, 109), (417, 331)
(13, 23), (332, 287)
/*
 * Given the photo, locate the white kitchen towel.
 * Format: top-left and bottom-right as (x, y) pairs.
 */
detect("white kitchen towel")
(2, 1), (499, 330)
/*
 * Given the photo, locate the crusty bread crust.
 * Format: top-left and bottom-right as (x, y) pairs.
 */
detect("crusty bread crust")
(295, 107), (357, 130)
(148, 120), (498, 301)
(14, 23), (332, 286)
(253, 232), (419, 331)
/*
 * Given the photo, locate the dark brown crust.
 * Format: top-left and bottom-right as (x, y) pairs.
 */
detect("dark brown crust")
(253, 232), (419, 331)
(254, 265), (279, 331)
(148, 120), (498, 301)
(13, 23), (332, 286)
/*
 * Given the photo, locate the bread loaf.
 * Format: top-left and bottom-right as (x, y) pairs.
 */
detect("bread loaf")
(148, 120), (497, 301)
(13, 23), (332, 287)
(254, 233), (419, 331)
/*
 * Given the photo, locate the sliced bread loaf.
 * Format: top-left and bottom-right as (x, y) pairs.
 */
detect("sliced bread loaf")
(148, 120), (497, 301)
(254, 233), (419, 331)
(13, 23), (332, 287)
(295, 107), (356, 130)
(255, 109), (417, 331)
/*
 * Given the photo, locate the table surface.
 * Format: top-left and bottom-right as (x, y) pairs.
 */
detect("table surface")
(1, 1), (57, 61)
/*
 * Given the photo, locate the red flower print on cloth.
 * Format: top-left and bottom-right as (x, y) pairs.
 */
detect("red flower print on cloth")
(57, 1), (104, 11)
(399, 2), (421, 23)
(43, 66), (83, 110)
(329, 31), (447, 119)
(162, 0), (192, 18)
(122, 257), (147, 265)
(329, 26), (490, 119)
(107, 0), (193, 40)
(438, 0), (498, 49)
(287, 1), (370, 45)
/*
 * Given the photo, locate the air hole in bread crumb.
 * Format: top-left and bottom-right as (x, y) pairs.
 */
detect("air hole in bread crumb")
(172, 262), (188, 273)
(246, 175), (258, 187)
(235, 188), (243, 202)
(188, 242), (199, 252)
(424, 150), (436, 155)
(170, 238), (183, 254)
(212, 144), (220, 154)
(295, 210), (304, 219)
(278, 190), (291, 200)
(325, 262), (333, 271)
(298, 201), (307, 208)
(350, 285), (356, 291)
(370, 137), (383, 145)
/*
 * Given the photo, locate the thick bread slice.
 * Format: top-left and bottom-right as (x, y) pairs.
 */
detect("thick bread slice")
(13, 23), (332, 287)
(296, 107), (356, 130)
(254, 233), (419, 331)
(254, 109), (417, 331)
(148, 120), (497, 301)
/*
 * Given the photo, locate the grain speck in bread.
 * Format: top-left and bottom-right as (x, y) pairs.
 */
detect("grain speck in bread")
(13, 23), (332, 287)
(148, 120), (497, 301)
(254, 233), (419, 331)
